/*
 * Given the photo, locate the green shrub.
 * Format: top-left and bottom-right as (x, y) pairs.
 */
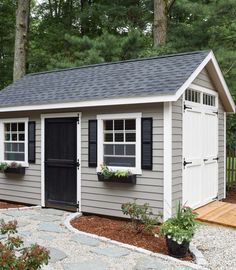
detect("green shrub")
(0, 220), (50, 270)
(160, 203), (198, 244)
(121, 200), (160, 233)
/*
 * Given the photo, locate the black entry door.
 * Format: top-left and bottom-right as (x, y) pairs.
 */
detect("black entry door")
(45, 118), (78, 211)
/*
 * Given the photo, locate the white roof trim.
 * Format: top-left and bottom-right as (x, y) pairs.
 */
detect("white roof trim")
(0, 94), (176, 112)
(0, 51), (234, 113)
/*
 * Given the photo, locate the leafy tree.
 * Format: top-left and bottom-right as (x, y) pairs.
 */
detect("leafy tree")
(0, 0), (16, 89)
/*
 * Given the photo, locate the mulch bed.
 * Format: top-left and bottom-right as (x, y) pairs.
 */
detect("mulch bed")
(71, 215), (193, 261)
(0, 200), (25, 209)
(223, 190), (236, 204)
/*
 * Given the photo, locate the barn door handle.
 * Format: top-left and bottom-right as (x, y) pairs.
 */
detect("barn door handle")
(183, 160), (192, 167)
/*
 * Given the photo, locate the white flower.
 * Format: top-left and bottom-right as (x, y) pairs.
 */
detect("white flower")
(167, 235), (171, 239)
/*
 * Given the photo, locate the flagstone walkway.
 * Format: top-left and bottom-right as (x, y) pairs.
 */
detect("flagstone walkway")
(0, 207), (204, 270)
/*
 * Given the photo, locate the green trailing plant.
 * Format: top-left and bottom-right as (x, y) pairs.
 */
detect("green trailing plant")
(160, 202), (198, 244)
(0, 162), (22, 172)
(0, 162), (8, 171)
(121, 200), (160, 233)
(0, 219), (50, 270)
(100, 164), (131, 178)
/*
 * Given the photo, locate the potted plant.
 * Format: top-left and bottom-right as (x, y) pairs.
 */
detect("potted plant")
(0, 162), (26, 175)
(160, 203), (198, 258)
(97, 164), (136, 184)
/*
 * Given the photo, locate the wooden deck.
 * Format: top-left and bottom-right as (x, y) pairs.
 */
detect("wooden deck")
(195, 201), (236, 228)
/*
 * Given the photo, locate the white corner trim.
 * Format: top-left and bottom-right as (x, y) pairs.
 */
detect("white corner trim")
(223, 112), (227, 199)
(64, 212), (208, 270)
(163, 102), (172, 220)
(40, 112), (82, 209)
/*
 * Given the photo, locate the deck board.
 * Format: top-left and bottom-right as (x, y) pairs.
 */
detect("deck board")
(195, 201), (236, 228)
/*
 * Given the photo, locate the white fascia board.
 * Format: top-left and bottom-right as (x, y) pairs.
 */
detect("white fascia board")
(210, 52), (235, 113)
(175, 51), (213, 101)
(0, 95), (176, 113)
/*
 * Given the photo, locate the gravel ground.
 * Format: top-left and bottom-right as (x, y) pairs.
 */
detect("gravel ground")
(193, 224), (236, 270)
(0, 207), (202, 270)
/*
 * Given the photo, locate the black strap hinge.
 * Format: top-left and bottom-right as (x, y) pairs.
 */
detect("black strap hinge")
(183, 160), (192, 167)
(184, 104), (192, 111)
(213, 157), (219, 161)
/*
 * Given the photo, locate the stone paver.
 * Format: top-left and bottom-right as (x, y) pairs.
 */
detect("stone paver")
(91, 246), (130, 258)
(0, 208), (203, 270)
(71, 234), (101, 247)
(49, 247), (68, 263)
(63, 260), (109, 270)
(38, 222), (64, 233)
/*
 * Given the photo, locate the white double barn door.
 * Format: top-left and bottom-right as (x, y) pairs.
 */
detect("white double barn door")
(183, 104), (218, 209)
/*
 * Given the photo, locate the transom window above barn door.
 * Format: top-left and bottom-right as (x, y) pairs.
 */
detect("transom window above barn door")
(185, 88), (217, 108)
(97, 113), (142, 174)
(0, 118), (28, 165)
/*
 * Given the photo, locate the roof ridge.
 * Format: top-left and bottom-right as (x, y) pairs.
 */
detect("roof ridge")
(27, 50), (211, 77)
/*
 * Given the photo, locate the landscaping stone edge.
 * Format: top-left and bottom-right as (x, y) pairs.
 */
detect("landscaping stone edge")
(64, 212), (210, 270)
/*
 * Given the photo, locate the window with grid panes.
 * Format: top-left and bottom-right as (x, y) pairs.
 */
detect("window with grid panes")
(4, 122), (26, 161)
(103, 119), (136, 167)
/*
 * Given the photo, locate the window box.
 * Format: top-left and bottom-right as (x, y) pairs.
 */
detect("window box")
(97, 172), (136, 184)
(4, 167), (25, 175)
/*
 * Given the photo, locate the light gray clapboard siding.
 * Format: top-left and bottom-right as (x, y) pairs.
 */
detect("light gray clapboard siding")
(193, 68), (215, 90)
(0, 112), (41, 205)
(218, 100), (225, 199)
(172, 96), (183, 212)
(80, 104), (164, 217)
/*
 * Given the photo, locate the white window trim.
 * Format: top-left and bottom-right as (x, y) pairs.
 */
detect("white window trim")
(0, 118), (29, 167)
(97, 113), (142, 175)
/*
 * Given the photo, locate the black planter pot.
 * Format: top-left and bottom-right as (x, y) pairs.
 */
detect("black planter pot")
(166, 237), (190, 258)
(4, 167), (25, 175)
(97, 173), (136, 184)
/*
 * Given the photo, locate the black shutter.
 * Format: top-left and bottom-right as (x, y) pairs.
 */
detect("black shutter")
(88, 120), (97, 167)
(28, 121), (36, 163)
(141, 118), (153, 170)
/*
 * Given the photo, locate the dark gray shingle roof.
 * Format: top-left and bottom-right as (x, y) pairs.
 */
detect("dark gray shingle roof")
(0, 51), (210, 108)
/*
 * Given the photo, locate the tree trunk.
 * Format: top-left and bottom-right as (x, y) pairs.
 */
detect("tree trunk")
(153, 0), (168, 47)
(13, 0), (30, 81)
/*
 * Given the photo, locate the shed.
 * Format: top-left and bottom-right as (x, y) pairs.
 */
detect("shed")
(0, 50), (234, 220)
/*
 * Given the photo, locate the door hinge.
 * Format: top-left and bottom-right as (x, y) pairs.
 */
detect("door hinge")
(77, 115), (80, 124)
(184, 104), (192, 111)
(213, 157), (219, 161)
(214, 111), (218, 115)
(77, 201), (80, 211)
